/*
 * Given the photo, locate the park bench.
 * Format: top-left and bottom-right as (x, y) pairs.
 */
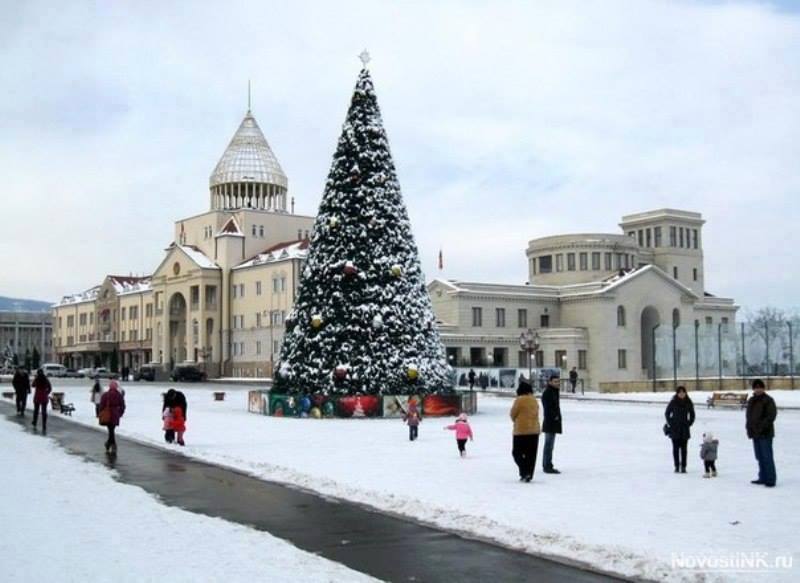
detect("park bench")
(49, 393), (76, 416)
(706, 392), (747, 409)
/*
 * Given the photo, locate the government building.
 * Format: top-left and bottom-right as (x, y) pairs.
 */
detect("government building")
(53, 108), (313, 378)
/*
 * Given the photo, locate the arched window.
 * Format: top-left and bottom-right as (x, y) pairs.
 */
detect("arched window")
(672, 308), (680, 328)
(617, 306), (626, 327)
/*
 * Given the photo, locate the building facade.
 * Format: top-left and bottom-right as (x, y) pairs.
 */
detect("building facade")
(1, 309), (53, 367)
(429, 209), (738, 389)
(53, 108), (313, 378)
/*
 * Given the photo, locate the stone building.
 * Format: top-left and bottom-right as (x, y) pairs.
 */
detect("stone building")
(53, 108), (313, 377)
(429, 209), (738, 389)
(0, 309), (53, 366)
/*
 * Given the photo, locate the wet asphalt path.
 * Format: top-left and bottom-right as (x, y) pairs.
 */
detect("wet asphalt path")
(1, 403), (625, 583)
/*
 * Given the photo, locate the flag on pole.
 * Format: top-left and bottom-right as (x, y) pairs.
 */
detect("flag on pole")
(438, 248), (443, 270)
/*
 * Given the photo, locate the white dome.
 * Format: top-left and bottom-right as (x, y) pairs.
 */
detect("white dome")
(209, 112), (288, 189)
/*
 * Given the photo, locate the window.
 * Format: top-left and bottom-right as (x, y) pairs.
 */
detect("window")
(495, 308), (506, 327)
(646, 228), (652, 248)
(578, 350), (587, 370)
(539, 255), (552, 273)
(617, 305), (626, 327)
(540, 314), (550, 328)
(232, 285), (237, 299)
(605, 253), (612, 271)
(256, 281), (262, 295)
(638, 230), (644, 247)
(556, 254), (564, 272)
(592, 252), (601, 270)
(146, 304), (153, 317)
(654, 226), (662, 247)
(472, 307), (482, 327)
(121, 307), (126, 321)
(555, 350), (567, 369)
(693, 229), (699, 249)
(256, 312), (262, 327)
(517, 309), (527, 328)
(673, 266), (678, 279)
(121, 331), (126, 342)
(567, 253), (576, 271)
(669, 226), (677, 247)
(722, 317), (730, 333)
(130, 306), (138, 320)
(579, 252), (588, 270)
(252, 225), (257, 236)
(256, 341), (262, 355)
(535, 350), (544, 368)
(280, 276), (286, 292)
(679, 227), (685, 248)
(273, 278), (280, 293)
(705, 316), (713, 328)
(628, 231), (636, 239)
(693, 268), (698, 281)
(618, 349), (627, 369)
(518, 350), (528, 367)
(206, 286), (217, 307)
(239, 284), (245, 297)
(259, 225), (264, 238)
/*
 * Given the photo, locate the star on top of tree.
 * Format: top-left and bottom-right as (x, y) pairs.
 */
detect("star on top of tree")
(359, 49), (371, 68)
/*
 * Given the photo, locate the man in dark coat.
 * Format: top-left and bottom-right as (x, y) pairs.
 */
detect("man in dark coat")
(746, 379), (777, 487)
(12, 367), (30, 416)
(541, 371), (562, 474)
(568, 367), (578, 394)
(664, 386), (695, 473)
(468, 368), (476, 390)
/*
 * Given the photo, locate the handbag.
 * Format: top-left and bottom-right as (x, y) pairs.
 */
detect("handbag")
(663, 423), (671, 437)
(98, 406), (112, 426)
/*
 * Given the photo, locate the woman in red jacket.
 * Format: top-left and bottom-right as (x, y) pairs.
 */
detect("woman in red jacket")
(172, 404), (186, 446)
(31, 369), (52, 434)
(99, 380), (126, 454)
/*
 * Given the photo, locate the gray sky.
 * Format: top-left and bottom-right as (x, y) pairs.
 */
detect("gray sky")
(2, 0), (798, 310)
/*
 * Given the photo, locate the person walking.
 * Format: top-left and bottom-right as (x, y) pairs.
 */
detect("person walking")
(12, 367), (30, 417)
(90, 377), (103, 417)
(468, 368), (476, 391)
(541, 371), (562, 474)
(700, 432), (719, 478)
(162, 389), (176, 443)
(31, 369), (52, 434)
(444, 413), (474, 457)
(404, 397), (421, 441)
(99, 379), (126, 454)
(746, 379), (777, 487)
(510, 379), (540, 482)
(568, 367), (578, 394)
(172, 400), (186, 446)
(665, 386), (695, 473)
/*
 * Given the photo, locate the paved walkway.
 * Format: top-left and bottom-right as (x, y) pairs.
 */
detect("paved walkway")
(1, 403), (625, 583)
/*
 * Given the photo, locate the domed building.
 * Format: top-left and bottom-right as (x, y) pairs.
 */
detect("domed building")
(53, 109), (315, 378)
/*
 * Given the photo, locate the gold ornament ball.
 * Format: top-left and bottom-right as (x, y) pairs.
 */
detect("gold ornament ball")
(310, 407), (322, 419)
(407, 367), (419, 381)
(391, 265), (402, 277)
(311, 315), (323, 329)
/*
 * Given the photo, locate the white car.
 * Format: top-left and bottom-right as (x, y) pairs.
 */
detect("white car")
(41, 363), (67, 377)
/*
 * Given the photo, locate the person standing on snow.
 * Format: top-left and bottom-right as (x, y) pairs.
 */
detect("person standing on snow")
(541, 371), (562, 474)
(699, 432), (719, 478)
(90, 377), (103, 417)
(568, 367), (578, 394)
(510, 379), (540, 482)
(665, 386), (695, 473)
(12, 367), (30, 417)
(99, 380), (126, 454)
(746, 379), (777, 487)
(444, 413), (474, 457)
(31, 369), (52, 434)
(468, 368), (476, 391)
(404, 397), (422, 441)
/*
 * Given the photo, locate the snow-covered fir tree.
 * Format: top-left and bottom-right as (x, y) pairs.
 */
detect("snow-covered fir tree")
(274, 65), (450, 396)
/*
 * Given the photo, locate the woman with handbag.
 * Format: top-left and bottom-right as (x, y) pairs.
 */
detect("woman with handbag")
(99, 380), (126, 454)
(31, 369), (52, 434)
(664, 386), (695, 473)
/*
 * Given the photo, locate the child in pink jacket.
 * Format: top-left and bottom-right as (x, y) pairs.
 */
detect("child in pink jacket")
(444, 413), (474, 457)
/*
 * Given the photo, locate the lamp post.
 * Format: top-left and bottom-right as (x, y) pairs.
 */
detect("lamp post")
(519, 328), (540, 385)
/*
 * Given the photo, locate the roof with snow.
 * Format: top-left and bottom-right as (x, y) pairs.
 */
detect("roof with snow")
(234, 239), (309, 270)
(107, 275), (152, 296)
(210, 112), (288, 189)
(217, 216), (244, 237)
(178, 245), (220, 270)
(56, 285), (101, 307)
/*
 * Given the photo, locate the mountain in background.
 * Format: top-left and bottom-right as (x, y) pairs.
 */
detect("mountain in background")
(0, 295), (52, 312)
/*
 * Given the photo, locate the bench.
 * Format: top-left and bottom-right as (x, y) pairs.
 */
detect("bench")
(213, 391), (226, 401)
(706, 392), (748, 409)
(49, 393), (76, 416)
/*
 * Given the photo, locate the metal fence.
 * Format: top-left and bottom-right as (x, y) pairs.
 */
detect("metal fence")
(651, 321), (798, 391)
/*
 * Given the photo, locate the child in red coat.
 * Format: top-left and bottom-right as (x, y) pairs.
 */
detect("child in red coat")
(172, 405), (186, 446)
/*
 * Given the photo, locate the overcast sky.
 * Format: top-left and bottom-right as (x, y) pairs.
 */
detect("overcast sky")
(1, 0), (798, 310)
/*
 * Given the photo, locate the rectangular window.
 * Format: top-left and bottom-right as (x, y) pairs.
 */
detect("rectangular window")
(673, 266), (678, 279)
(578, 350), (587, 370)
(567, 253), (576, 271)
(555, 350), (567, 369)
(280, 276), (287, 292)
(472, 307), (482, 327)
(121, 308), (126, 321)
(256, 312), (262, 327)
(693, 229), (699, 249)
(232, 285), (237, 299)
(517, 309), (527, 328)
(654, 226), (662, 247)
(705, 316), (713, 328)
(256, 341), (262, 355)
(605, 253), (612, 271)
(256, 281), (262, 296)
(646, 229), (652, 248)
(670, 226), (677, 247)
(693, 268), (698, 281)
(535, 350), (544, 368)
(121, 331), (126, 342)
(239, 284), (245, 297)
(618, 349), (627, 369)
(591, 252), (601, 270)
(190, 286), (199, 309)
(273, 278), (279, 293)
(273, 339), (280, 354)
(540, 314), (550, 328)
(206, 286), (217, 308)
(638, 230), (644, 247)
(518, 350), (528, 368)
(579, 252), (588, 270)
(722, 317), (729, 332)
(556, 254), (564, 272)
(146, 304), (153, 317)
(679, 227), (685, 248)
(539, 255), (552, 273)
(131, 306), (138, 320)
(628, 231), (636, 239)
(67, 315), (74, 327)
(495, 308), (506, 327)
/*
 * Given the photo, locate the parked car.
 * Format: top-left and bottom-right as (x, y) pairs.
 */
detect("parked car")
(94, 367), (117, 379)
(134, 364), (158, 382)
(64, 368), (82, 378)
(171, 364), (207, 382)
(41, 363), (67, 377)
(76, 367), (94, 378)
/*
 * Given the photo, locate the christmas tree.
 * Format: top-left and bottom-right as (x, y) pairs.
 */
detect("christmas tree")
(275, 61), (450, 396)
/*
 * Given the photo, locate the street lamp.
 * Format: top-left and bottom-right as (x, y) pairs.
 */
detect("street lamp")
(519, 329), (540, 385)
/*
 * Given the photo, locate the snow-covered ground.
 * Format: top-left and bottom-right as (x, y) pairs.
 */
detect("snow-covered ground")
(0, 415), (377, 583)
(7, 383), (798, 583)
